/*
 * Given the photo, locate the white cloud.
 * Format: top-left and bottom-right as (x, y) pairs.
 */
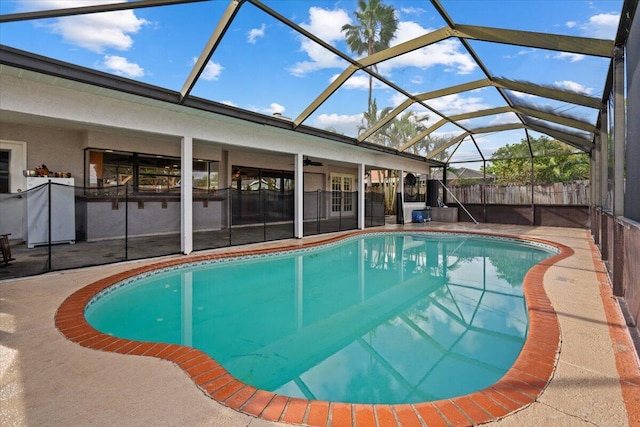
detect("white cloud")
(24, 0), (149, 53)
(101, 55), (144, 77)
(429, 94), (489, 116)
(202, 62), (223, 81)
(509, 91), (537, 100)
(581, 13), (619, 39)
(264, 103), (286, 115)
(329, 73), (386, 91)
(553, 80), (594, 95)
(289, 39), (346, 76)
(302, 7), (351, 41)
(390, 92), (409, 108)
(289, 7), (351, 76)
(290, 8), (476, 77)
(553, 52), (586, 62)
(248, 24), (266, 44)
(504, 49), (535, 59)
(431, 130), (463, 141)
(489, 112), (520, 126)
(311, 112), (363, 135)
(191, 57), (223, 81)
(378, 21), (477, 75)
(565, 21), (577, 29)
(400, 7), (426, 16)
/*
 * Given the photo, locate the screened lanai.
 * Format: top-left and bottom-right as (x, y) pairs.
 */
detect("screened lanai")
(0, 0), (620, 163)
(1, 0), (639, 330)
(2, 2), (640, 426)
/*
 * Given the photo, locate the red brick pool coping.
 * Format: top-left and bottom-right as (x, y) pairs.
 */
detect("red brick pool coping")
(55, 230), (573, 427)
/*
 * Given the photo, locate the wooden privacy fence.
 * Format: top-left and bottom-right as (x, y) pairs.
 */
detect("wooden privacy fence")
(447, 180), (589, 205)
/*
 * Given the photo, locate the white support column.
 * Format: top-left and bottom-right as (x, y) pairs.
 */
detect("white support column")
(294, 153), (304, 238)
(181, 136), (193, 254)
(358, 163), (365, 230)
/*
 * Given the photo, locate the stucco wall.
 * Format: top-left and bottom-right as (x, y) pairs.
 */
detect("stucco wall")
(85, 130), (181, 158)
(0, 124), (227, 187)
(0, 124), (85, 187)
(0, 71), (430, 174)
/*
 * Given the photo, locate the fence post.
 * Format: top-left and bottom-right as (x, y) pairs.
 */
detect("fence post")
(530, 158), (536, 226)
(228, 188), (232, 246)
(317, 190), (320, 235)
(339, 191), (343, 231)
(262, 189), (267, 242)
(47, 180), (52, 271)
(482, 161), (487, 222)
(125, 183), (129, 260)
(366, 193), (370, 227)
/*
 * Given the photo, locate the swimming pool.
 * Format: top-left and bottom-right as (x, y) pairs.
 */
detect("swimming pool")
(83, 232), (557, 405)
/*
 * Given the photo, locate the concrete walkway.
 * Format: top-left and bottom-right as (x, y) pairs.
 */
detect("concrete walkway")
(1, 224), (639, 426)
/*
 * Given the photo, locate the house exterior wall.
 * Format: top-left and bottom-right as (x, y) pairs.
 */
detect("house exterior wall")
(0, 125), (225, 188)
(0, 70), (430, 243)
(86, 130), (180, 158)
(229, 149), (292, 172)
(0, 124), (85, 189)
(0, 71), (430, 174)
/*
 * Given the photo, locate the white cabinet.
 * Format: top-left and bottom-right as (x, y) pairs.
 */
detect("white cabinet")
(26, 177), (76, 248)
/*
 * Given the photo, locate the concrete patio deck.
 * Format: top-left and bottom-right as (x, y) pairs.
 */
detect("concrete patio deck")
(1, 223), (639, 426)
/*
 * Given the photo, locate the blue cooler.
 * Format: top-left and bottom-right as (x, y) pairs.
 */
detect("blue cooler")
(412, 210), (424, 223)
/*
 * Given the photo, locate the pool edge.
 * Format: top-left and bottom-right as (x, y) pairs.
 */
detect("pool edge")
(54, 229), (573, 427)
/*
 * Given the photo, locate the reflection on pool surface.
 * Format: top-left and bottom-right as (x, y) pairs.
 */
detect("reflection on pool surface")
(86, 233), (555, 404)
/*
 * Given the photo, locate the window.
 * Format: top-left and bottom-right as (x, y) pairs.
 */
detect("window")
(193, 159), (219, 192)
(404, 172), (427, 202)
(330, 174), (354, 215)
(231, 166), (293, 191)
(0, 150), (9, 193)
(137, 154), (181, 192)
(87, 149), (218, 193)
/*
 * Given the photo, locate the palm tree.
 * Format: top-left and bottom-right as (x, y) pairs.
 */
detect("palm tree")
(387, 110), (430, 151)
(342, 0), (398, 108)
(358, 98), (393, 143)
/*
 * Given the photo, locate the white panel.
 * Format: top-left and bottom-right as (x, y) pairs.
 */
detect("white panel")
(26, 177), (75, 248)
(181, 136), (193, 254)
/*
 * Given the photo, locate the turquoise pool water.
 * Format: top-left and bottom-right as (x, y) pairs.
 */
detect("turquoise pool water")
(85, 233), (555, 404)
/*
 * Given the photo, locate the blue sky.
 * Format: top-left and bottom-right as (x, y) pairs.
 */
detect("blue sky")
(0, 0), (623, 163)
